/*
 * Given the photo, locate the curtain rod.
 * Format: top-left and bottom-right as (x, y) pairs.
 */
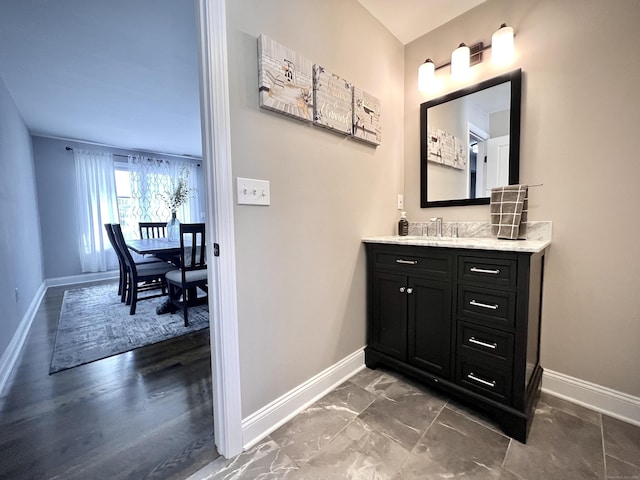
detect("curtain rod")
(49, 134), (201, 160)
(66, 146), (128, 159)
(65, 146), (201, 167)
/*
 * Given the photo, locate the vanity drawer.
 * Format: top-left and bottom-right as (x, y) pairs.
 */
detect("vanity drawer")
(458, 256), (517, 288)
(456, 354), (512, 404)
(458, 321), (513, 362)
(372, 248), (451, 279)
(457, 285), (516, 330)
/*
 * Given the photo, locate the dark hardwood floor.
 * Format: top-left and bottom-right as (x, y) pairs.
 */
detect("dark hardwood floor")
(0, 281), (218, 479)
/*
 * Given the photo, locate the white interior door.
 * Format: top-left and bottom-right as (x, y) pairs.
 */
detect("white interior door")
(485, 134), (510, 191)
(475, 140), (487, 197)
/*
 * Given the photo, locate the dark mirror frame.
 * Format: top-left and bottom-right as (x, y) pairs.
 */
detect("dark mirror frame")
(420, 69), (522, 208)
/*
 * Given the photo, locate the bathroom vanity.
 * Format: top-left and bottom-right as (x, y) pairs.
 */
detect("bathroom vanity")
(362, 232), (550, 443)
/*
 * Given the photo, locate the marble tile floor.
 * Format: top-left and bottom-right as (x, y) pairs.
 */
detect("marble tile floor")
(191, 368), (640, 480)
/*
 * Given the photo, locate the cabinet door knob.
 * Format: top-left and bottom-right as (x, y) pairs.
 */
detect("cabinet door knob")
(406, 288), (413, 294)
(399, 287), (406, 293)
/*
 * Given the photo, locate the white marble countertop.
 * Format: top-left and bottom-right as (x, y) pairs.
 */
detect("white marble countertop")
(362, 235), (550, 253)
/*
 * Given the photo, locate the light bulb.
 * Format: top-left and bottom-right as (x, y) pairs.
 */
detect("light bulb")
(492, 24), (514, 66)
(451, 43), (470, 81)
(418, 59), (435, 93)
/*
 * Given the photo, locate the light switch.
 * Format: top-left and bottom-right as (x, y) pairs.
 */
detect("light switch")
(237, 177), (270, 206)
(397, 194), (404, 210)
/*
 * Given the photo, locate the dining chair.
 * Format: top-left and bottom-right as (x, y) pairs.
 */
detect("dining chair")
(111, 224), (175, 314)
(139, 222), (168, 239)
(104, 223), (164, 300)
(165, 223), (208, 326)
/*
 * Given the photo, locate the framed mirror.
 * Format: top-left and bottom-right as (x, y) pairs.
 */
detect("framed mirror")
(420, 69), (522, 207)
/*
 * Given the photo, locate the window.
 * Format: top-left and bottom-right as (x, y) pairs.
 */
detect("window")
(114, 164), (137, 239)
(114, 158), (203, 240)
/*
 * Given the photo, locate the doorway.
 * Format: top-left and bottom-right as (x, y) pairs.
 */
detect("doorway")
(468, 124), (489, 198)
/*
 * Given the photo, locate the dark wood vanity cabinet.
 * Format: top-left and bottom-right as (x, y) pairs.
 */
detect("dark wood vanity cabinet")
(371, 271), (452, 377)
(365, 242), (546, 443)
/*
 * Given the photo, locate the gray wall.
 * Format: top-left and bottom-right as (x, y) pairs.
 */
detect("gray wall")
(32, 135), (204, 279)
(32, 136), (83, 279)
(404, 0), (640, 396)
(0, 76), (44, 358)
(226, 0), (405, 417)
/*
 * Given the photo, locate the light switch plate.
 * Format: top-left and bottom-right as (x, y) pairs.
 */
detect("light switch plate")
(237, 177), (270, 206)
(397, 194), (404, 210)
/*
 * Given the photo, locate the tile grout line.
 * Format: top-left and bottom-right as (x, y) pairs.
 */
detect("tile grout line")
(391, 397), (450, 477)
(502, 439), (512, 469)
(500, 440), (528, 480)
(294, 374), (396, 471)
(416, 399), (448, 450)
(605, 454), (640, 471)
(600, 412), (608, 480)
(442, 399), (508, 437)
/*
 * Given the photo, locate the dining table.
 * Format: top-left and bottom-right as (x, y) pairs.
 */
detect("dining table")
(125, 237), (206, 315)
(126, 238), (182, 261)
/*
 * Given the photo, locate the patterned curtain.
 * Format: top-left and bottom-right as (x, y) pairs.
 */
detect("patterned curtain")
(125, 155), (202, 239)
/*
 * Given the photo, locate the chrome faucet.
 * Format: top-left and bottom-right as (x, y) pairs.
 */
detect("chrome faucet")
(430, 217), (443, 237)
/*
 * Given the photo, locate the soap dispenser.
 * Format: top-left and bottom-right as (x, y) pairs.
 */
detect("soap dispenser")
(398, 211), (409, 236)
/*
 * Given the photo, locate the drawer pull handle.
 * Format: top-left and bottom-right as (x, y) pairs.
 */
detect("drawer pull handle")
(396, 259), (418, 265)
(469, 337), (498, 349)
(406, 288), (413, 294)
(469, 299), (499, 310)
(399, 287), (406, 293)
(467, 372), (496, 388)
(470, 267), (501, 275)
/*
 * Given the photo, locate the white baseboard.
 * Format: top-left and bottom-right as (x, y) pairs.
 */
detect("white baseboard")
(46, 271), (118, 287)
(241, 349), (366, 450)
(542, 369), (640, 426)
(0, 281), (47, 396)
(1, 272), (117, 397)
(239, 356), (640, 451)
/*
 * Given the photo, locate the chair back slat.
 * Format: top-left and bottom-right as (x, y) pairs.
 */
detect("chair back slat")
(111, 223), (137, 270)
(139, 222), (167, 239)
(104, 223), (117, 252)
(179, 223), (206, 273)
(105, 223), (125, 264)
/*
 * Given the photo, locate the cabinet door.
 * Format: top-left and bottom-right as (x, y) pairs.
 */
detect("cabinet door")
(370, 271), (407, 361)
(407, 277), (452, 378)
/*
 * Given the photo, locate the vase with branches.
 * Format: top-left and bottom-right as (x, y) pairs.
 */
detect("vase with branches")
(160, 168), (196, 241)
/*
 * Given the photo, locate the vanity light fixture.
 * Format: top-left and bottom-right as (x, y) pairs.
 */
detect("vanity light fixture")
(418, 58), (436, 92)
(491, 23), (515, 66)
(451, 43), (471, 81)
(418, 24), (515, 93)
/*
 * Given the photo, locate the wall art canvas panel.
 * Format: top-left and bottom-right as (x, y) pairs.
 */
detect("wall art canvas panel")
(427, 128), (466, 170)
(453, 136), (467, 169)
(313, 65), (353, 135)
(352, 86), (381, 145)
(258, 34), (313, 122)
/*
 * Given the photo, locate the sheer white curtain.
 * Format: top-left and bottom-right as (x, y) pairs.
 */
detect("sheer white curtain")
(74, 149), (120, 272)
(127, 155), (203, 235)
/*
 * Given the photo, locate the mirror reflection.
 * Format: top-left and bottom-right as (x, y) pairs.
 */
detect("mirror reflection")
(420, 70), (521, 207)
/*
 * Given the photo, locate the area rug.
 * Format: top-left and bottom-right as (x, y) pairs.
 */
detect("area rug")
(50, 282), (209, 374)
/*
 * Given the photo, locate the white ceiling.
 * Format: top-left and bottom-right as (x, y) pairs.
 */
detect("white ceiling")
(0, 1), (484, 159)
(357, 0), (487, 44)
(0, 0), (202, 157)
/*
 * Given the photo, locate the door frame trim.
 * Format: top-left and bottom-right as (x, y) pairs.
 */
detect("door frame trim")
(195, 0), (243, 458)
